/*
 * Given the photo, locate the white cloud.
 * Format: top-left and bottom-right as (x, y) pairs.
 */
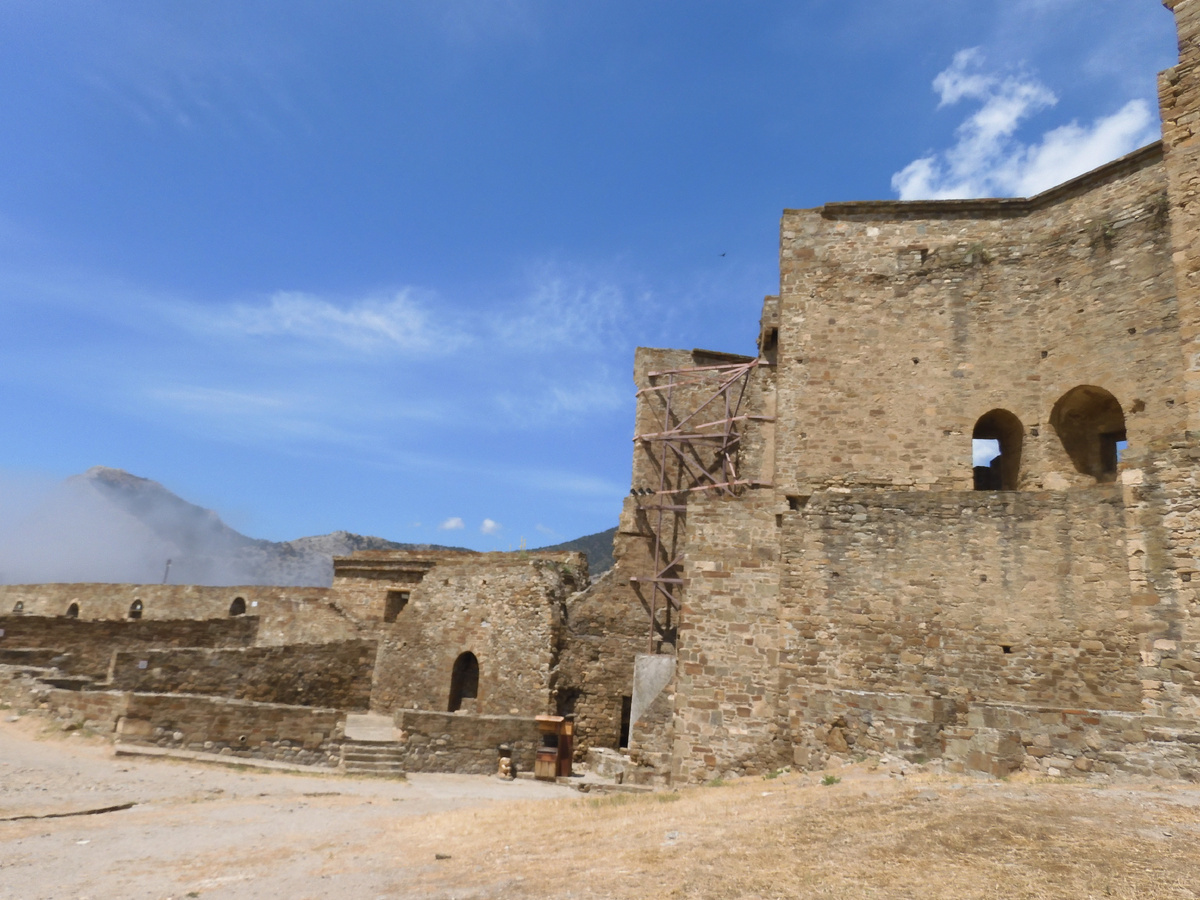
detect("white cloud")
(149, 385), (292, 416)
(893, 51), (1159, 200)
(491, 267), (643, 353)
(480, 518), (501, 535)
(438, 517), (464, 530)
(212, 290), (447, 354)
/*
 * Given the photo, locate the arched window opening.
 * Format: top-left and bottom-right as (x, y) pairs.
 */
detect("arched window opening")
(229, 597), (246, 617)
(448, 651), (479, 712)
(12, 601), (24, 615)
(128, 600), (143, 620)
(1050, 386), (1127, 483)
(972, 409), (1024, 491)
(65, 602), (79, 619)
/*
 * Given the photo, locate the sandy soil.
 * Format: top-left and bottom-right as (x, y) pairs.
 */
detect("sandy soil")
(4, 714), (1200, 899)
(0, 714), (568, 899)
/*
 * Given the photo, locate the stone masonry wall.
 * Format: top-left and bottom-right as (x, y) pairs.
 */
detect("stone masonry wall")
(554, 526), (659, 758)
(0, 583), (358, 646)
(108, 640), (377, 710)
(775, 148), (1181, 496)
(781, 488), (1139, 712)
(334, 551), (587, 717)
(672, 492), (785, 783)
(0, 671), (132, 734)
(394, 709), (541, 775)
(1159, 0), (1200, 433)
(0, 615), (259, 679)
(117, 693), (345, 768)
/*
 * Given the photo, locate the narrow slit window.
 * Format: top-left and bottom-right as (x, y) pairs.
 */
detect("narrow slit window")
(383, 591), (409, 623)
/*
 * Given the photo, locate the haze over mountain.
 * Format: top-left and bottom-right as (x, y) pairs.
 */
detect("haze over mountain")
(535, 527), (616, 576)
(0, 467), (467, 587)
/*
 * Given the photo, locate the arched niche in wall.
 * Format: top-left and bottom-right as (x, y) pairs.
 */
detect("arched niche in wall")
(1050, 385), (1127, 483)
(65, 602), (79, 618)
(448, 651), (480, 712)
(229, 597), (246, 617)
(12, 600), (24, 614)
(972, 409), (1024, 490)
(128, 599), (143, 620)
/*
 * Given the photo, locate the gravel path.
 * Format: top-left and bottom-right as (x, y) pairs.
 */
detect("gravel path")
(0, 715), (570, 899)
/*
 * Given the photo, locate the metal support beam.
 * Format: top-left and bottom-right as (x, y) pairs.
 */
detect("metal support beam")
(631, 358), (773, 651)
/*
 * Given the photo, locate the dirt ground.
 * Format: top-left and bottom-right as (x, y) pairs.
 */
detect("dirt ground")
(4, 715), (1200, 900)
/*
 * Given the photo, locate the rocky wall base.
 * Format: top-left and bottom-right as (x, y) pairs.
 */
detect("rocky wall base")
(945, 703), (1200, 781)
(394, 709), (541, 775)
(786, 690), (1200, 782)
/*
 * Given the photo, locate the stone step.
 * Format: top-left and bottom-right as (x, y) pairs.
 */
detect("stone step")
(343, 748), (406, 762)
(39, 674), (95, 692)
(344, 760), (406, 774)
(341, 739), (406, 777)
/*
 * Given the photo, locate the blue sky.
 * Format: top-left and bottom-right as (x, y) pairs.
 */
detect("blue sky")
(0, 0), (1179, 550)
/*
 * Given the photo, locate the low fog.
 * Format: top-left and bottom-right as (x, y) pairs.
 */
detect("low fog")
(0, 467), (425, 587)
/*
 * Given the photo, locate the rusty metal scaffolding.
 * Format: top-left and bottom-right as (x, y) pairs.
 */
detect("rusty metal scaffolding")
(630, 358), (773, 651)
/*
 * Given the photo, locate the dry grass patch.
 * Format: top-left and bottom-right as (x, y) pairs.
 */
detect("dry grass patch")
(380, 770), (1200, 899)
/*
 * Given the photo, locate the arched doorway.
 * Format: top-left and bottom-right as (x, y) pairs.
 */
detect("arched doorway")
(972, 409), (1024, 490)
(1050, 386), (1127, 482)
(65, 602), (79, 618)
(128, 599), (143, 620)
(229, 597), (246, 617)
(448, 652), (479, 712)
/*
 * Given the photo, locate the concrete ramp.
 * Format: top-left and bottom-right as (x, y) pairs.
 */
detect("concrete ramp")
(344, 713), (398, 743)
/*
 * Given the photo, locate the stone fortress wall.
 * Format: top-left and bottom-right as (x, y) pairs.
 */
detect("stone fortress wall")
(0, 550), (590, 776)
(5, 0), (1200, 788)
(623, 0), (1200, 783)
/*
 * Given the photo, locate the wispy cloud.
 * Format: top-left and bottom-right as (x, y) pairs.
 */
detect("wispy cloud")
(491, 266), (650, 353)
(892, 49), (1159, 200)
(480, 518), (501, 535)
(439, 516), (464, 530)
(207, 290), (449, 355)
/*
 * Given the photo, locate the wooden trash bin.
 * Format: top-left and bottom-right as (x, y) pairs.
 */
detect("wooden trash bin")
(534, 715), (573, 781)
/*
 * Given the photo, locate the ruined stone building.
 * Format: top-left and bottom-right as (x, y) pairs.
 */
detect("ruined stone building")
(3, 0), (1200, 786)
(559, 0), (1200, 783)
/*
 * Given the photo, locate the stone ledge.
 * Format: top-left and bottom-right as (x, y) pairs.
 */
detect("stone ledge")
(113, 742), (343, 776)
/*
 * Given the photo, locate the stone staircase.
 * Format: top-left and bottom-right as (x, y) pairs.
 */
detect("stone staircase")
(340, 713), (406, 778)
(341, 740), (407, 777)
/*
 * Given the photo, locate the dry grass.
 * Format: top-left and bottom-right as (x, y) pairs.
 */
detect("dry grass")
(376, 768), (1200, 899)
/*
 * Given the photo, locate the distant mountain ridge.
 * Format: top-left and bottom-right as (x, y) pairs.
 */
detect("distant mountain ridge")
(0, 467), (617, 587)
(533, 527), (616, 576)
(0, 467), (466, 587)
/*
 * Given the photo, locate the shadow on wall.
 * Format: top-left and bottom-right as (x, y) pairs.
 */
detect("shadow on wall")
(448, 651), (479, 712)
(1051, 385), (1127, 483)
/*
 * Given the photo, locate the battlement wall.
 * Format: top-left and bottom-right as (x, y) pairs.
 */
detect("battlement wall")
(0, 615), (259, 679)
(0, 583), (354, 646)
(108, 639), (377, 710)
